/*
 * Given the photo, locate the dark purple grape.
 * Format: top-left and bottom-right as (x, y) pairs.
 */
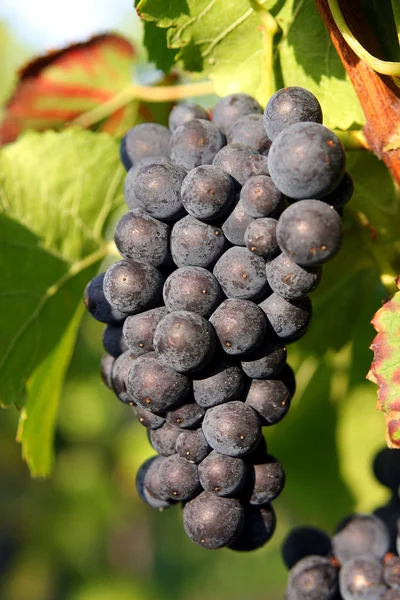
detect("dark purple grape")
(176, 429), (211, 464)
(259, 293), (312, 342)
(84, 273), (126, 324)
(166, 401), (205, 428)
(121, 123), (171, 170)
(383, 556), (400, 589)
(120, 135), (132, 171)
(159, 454), (201, 501)
(229, 504), (276, 551)
(287, 555), (338, 600)
(276, 200), (342, 267)
(192, 359), (245, 408)
(136, 456), (174, 509)
(240, 175), (283, 218)
(103, 260), (164, 314)
(374, 496), (400, 555)
(170, 216), (226, 269)
(136, 406), (165, 429)
(102, 324), (129, 358)
(169, 119), (226, 171)
(332, 514), (390, 563)
(123, 307), (169, 354)
(114, 209), (170, 267)
(209, 299), (266, 356)
(183, 491), (244, 549)
(154, 310), (216, 373)
(321, 172), (354, 209)
(111, 349), (141, 405)
(282, 526), (333, 569)
(127, 353), (190, 413)
(244, 218), (279, 258)
(246, 454), (285, 505)
(212, 93), (262, 135)
(131, 160), (186, 221)
(213, 143), (269, 186)
(149, 422), (182, 456)
(339, 555), (386, 600)
(213, 247), (269, 301)
(241, 337), (287, 379)
(268, 122), (345, 199)
(100, 354), (115, 389)
(373, 449), (400, 493)
(227, 114), (271, 154)
(141, 456), (173, 502)
(198, 451), (247, 496)
(244, 366), (294, 425)
(202, 401), (262, 457)
(163, 267), (222, 317)
(181, 165), (235, 221)
(169, 103), (209, 131)
(263, 86), (323, 140)
(221, 198), (254, 246)
(266, 253), (322, 300)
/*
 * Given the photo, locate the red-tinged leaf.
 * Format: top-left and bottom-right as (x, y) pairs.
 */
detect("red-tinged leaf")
(0, 33), (136, 144)
(367, 277), (400, 448)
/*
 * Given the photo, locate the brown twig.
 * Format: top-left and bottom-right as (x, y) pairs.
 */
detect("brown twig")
(314, 0), (400, 187)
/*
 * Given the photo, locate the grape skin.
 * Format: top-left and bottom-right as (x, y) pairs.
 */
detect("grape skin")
(121, 123), (171, 170)
(263, 86), (323, 140)
(266, 253), (322, 300)
(149, 423), (182, 456)
(321, 171), (354, 209)
(169, 119), (226, 171)
(244, 367), (294, 425)
(241, 337), (287, 379)
(111, 349), (141, 405)
(102, 324), (129, 358)
(100, 354), (115, 390)
(244, 218), (279, 259)
(103, 260), (164, 315)
(227, 114), (271, 154)
(339, 555), (387, 600)
(259, 293), (312, 342)
(212, 93), (262, 135)
(246, 454), (285, 505)
(198, 451), (247, 496)
(276, 200), (342, 267)
(171, 216), (226, 269)
(84, 273), (126, 325)
(287, 555), (338, 600)
(213, 246), (269, 301)
(114, 209), (170, 267)
(268, 122), (346, 199)
(127, 353), (190, 413)
(213, 143), (269, 187)
(202, 401), (262, 457)
(282, 526), (333, 570)
(222, 198), (255, 246)
(169, 103), (209, 131)
(210, 298), (267, 356)
(383, 556), (400, 589)
(240, 175), (283, 218)
(131, 160), (187, 221)
(229, 504), (276, 552)
(332, 514), (390, 564)
(176, 429), (211, 464)
(123, 307), (169, 354)
(136, 406), (165, 430)
(136, 456), (174, 509)
(183, 491), (244, 549)
(166, 401), (205, 429)
(159, 454), (201, 501)
(181, 165), (235, 221)
(192, 359), (245, 408)
(163, 267), (222, 317)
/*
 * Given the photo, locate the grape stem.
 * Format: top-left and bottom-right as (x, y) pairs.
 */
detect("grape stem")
(248, 0), (279, 101)
(327, 0), (400, 79)
(315, 0), (400, 188)
(71, 81), (215, 129)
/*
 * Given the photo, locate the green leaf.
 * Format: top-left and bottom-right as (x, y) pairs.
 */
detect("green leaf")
(143, 21), (178, 73)
(0, 129), (124, 474)
(18, 304), (85, 477)
(368, 279), (400, 449)
(137, 0), (364, 128)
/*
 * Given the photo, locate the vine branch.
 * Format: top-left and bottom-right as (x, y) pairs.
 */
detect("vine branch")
(314, 0), (400, 187)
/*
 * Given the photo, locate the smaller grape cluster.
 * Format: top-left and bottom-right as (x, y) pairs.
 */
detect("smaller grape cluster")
(283, 449), (400, 599)
(84, 86), (352, 551)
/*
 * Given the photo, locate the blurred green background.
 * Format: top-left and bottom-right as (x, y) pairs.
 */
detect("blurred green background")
(0, 2), (396, 599)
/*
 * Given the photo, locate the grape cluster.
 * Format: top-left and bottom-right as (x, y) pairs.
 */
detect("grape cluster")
(283, 449), (400, 599)
(84, 86), (352, 551)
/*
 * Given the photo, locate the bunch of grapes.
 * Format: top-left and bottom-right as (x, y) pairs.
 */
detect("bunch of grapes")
(283, 449), (400, 599)
(84, 86), (352, 551)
